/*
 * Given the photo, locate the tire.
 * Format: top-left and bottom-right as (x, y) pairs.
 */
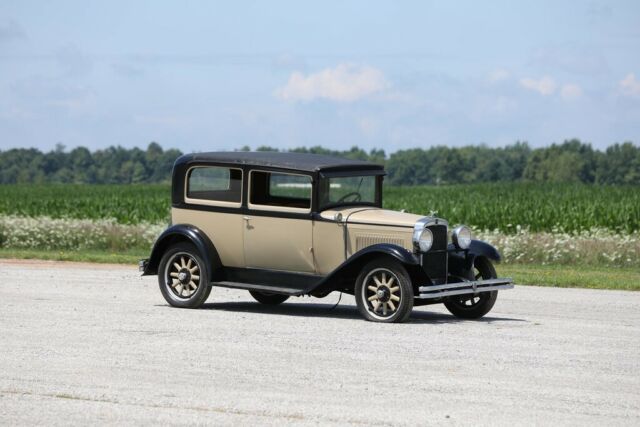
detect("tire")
(249, 291), (290, 305)
(444, 257), (498, 319)
(158, 242), (212, 308)
(355, 258), (414, 323)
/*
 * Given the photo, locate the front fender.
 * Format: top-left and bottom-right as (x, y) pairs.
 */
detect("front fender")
(309, 244), (422, 296)
(447, 239), (501, 280)
(142, 224), (222, 280)
(469, 239), (501, 262)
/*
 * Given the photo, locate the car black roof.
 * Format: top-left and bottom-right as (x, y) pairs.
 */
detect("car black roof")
(175, 151), (385, 175)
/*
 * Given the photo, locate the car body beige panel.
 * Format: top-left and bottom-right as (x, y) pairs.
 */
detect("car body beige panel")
(243, 215), (315, 273)
(345, 223), (413, 256)
(317, 207), (417, 267)
(312, 220), (345, 275)
(172, 208), (245, 267)
(348, 208), (423, 227)
(312, 220), (414, 274)
(319, 207), (424, 227)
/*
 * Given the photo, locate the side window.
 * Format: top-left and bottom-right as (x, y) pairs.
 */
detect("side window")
(186, 166), (242, 204)
(249, 171), (311, 210)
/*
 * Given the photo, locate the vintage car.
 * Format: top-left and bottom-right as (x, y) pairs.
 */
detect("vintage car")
(140, 152), (513, 322)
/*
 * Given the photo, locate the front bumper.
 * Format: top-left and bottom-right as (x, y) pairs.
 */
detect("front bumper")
(138, 259), (149, 273)
(416, 277), (514, 300)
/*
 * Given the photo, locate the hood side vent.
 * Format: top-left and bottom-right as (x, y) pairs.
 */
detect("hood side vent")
(355, 234), (406, 252)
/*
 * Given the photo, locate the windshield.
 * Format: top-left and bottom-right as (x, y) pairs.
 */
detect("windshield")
(319, 175), (378, 209)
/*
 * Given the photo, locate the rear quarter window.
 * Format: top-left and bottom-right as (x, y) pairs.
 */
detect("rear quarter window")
(186, 166), (242, 204)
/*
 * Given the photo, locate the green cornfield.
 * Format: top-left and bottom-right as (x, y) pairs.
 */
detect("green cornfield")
(1, 183), (638, 233)
(0, 184), (171, 225)
(384, 183), (640, 233)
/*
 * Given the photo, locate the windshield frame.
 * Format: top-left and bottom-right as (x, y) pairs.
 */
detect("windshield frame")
(317, 174), (383, 211)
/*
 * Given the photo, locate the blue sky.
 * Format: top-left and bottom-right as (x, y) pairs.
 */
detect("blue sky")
(1, 1), (639, 153)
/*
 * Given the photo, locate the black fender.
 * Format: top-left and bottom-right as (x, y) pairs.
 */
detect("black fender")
(469, 239), (501, 262)
(142, 224), (222, 280)
(447, 239), (501, 281)
(309, 243), (426, 296)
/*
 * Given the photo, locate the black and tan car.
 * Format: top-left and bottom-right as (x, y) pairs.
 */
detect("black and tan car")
(140, 152), (513, 322)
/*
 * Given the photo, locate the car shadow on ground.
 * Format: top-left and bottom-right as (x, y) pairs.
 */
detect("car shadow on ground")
(194, 301), (526, 324)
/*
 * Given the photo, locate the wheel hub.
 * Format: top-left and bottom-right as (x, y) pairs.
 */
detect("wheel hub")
(178, 270), (190, 284)
(376, 287), (390, 302)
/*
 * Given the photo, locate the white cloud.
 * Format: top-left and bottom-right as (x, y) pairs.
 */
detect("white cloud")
(519, 76), (557, 95)
(620, 73), (640, 97)
(276, 63), (388, 102)
(561, 84), (583, 100)
(488, 68), (510, 82)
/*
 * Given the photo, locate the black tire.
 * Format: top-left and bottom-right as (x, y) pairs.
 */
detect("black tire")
(355, 258), (414, 323)
(444, 257), (498, 319)
(249, 291), (290, 305)
(158, 242), (212, 308)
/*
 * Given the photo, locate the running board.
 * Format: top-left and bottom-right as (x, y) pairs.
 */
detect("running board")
(417, 278), (514, 300)
(212, 281), (307, 296)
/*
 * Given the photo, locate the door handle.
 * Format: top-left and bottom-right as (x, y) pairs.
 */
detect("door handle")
(243, 216), (253, 229)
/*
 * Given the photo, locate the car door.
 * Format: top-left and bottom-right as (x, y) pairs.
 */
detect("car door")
(243, 170), (315, 273)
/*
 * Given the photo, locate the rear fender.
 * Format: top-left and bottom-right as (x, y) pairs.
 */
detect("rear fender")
(142, 224), (222, 280)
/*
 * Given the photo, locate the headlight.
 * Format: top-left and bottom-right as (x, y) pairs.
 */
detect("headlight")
(452, 225), (472, 249)
(416, 228), (433, 252)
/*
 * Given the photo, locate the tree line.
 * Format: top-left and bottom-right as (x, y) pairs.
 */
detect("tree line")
(0, 139), (638, 185)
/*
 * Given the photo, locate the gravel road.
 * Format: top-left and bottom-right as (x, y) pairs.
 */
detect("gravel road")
(1, 259), (639, 425)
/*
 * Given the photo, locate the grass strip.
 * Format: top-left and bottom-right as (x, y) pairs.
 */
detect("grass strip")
(0, 248), (146, 264)
(499, 263), (640, 291)
(1, 249), (637, 291)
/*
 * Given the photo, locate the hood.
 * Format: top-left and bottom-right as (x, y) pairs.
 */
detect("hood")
(319, 207), (423, 227)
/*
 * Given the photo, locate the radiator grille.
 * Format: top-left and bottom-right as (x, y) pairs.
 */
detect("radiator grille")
(429, 224), (448, 251)
(355, 234), (406, 252)
(422, 224), (448, 284)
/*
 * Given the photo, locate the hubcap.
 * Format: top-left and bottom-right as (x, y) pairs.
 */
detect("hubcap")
(362, 268), (401, 318)
(166, 253), (201, 298)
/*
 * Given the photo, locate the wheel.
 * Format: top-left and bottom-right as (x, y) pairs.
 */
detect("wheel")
(444, 257), (498, 319)
(249, 291), (289, 305)
(355, 258), (414, 323)
(158, 242), (211, 308)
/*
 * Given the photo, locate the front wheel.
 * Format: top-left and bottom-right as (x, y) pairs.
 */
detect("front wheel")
(355, 258), (414, 323)
(158, 242), (211, 308)
(444, 257), (498, 319)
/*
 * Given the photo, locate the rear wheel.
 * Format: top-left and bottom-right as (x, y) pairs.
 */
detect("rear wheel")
(249, 291), (289, 305)
(355, 258), (414, 323)
(444, 257), (498, 319)
(158, 242), (211, 308)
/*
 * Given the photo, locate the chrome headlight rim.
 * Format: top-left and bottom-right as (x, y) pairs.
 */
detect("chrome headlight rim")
(452, 225), (472, 250)
(412, 224), (434, 253)
(417, 228), (433, 252)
